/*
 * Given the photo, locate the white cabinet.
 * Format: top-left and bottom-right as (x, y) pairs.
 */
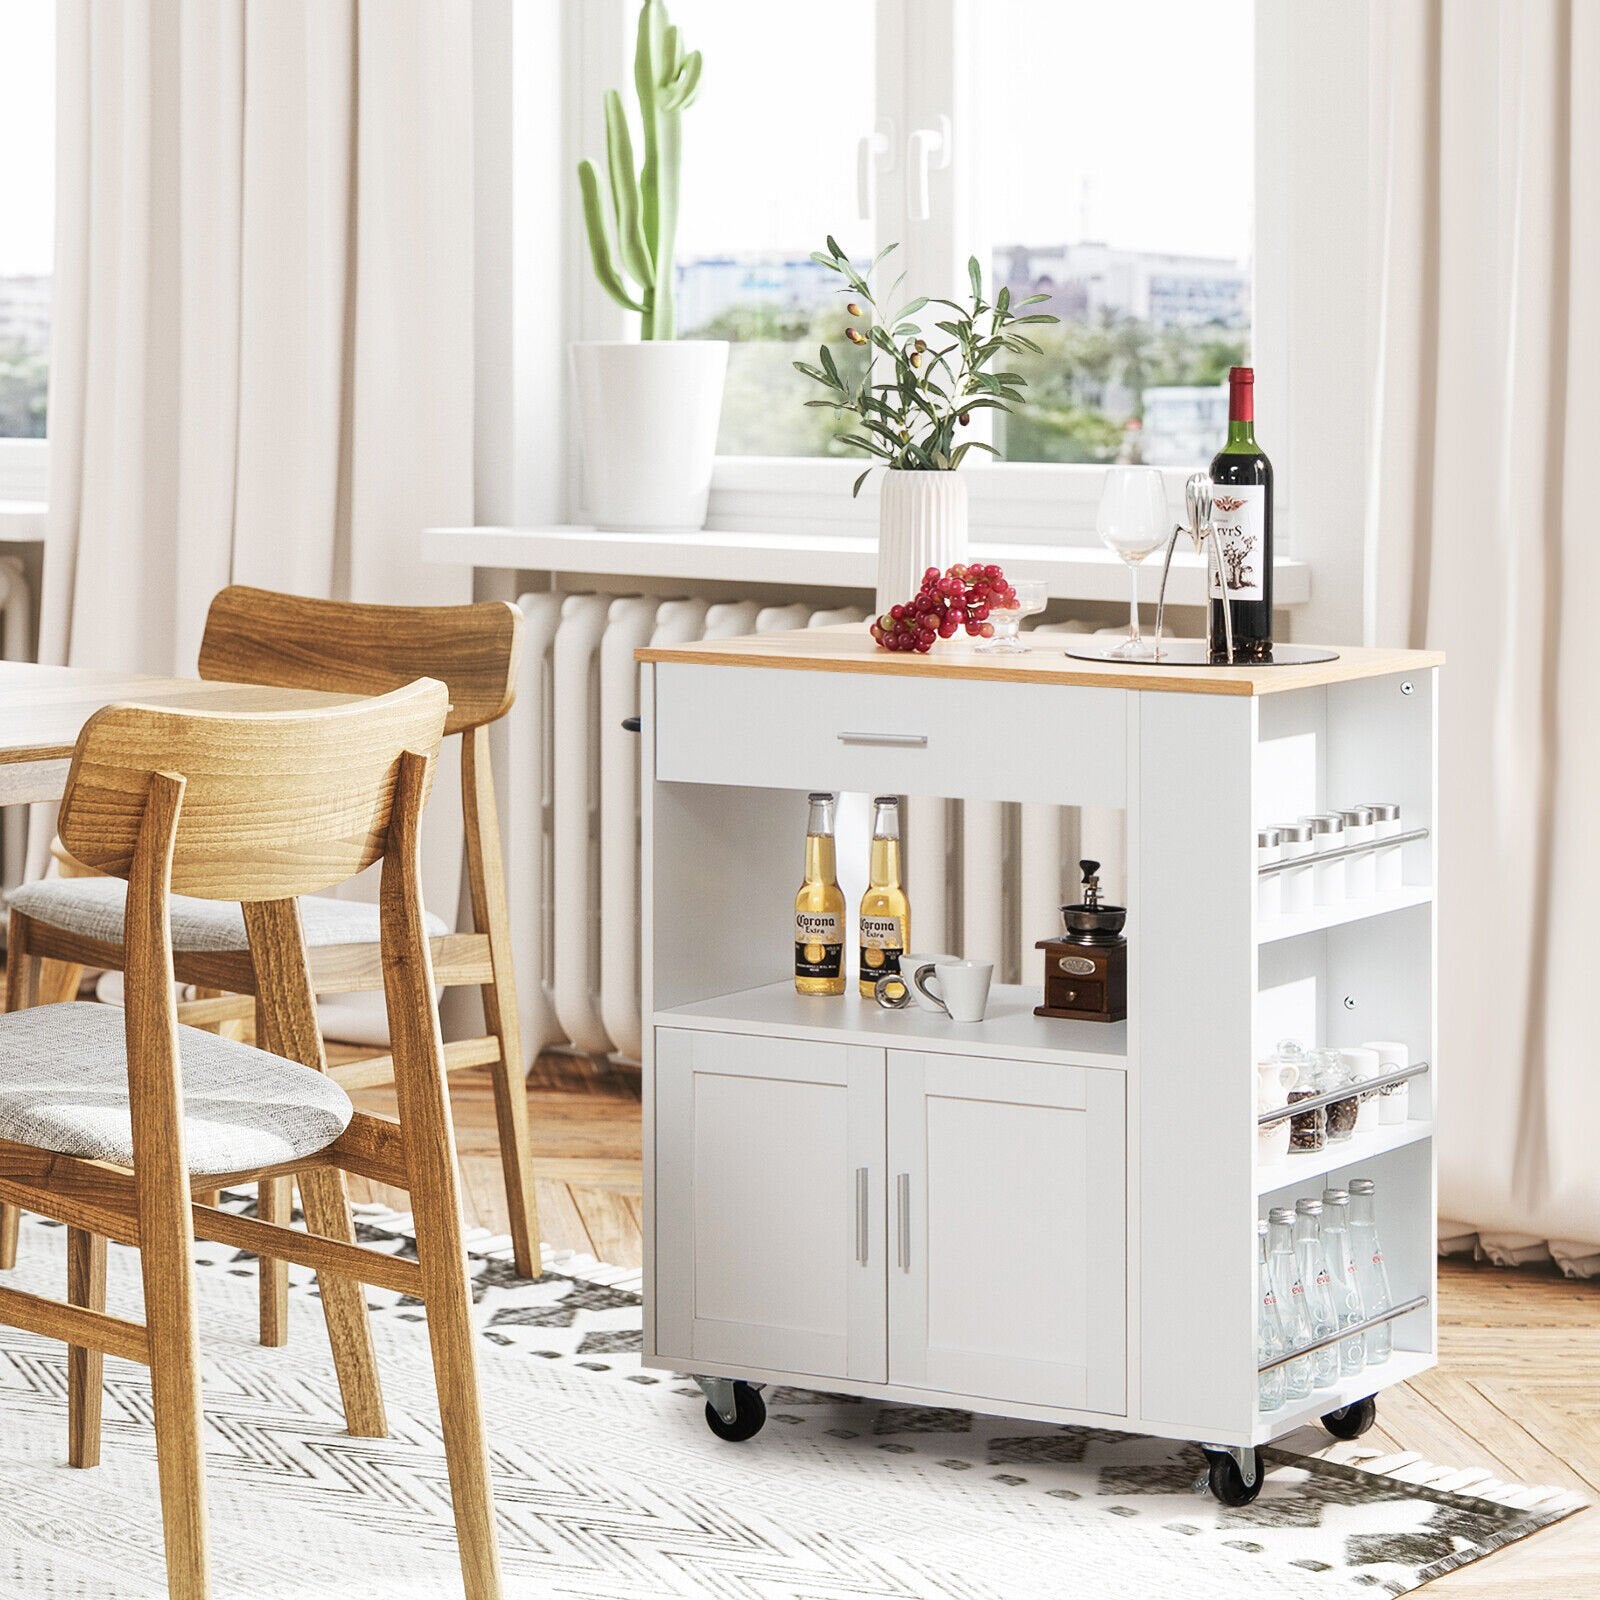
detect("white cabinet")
(654, 1030), (1127, 1415)
(654, 1029), (887, 1382)
(887, 1053), (1127, 1415)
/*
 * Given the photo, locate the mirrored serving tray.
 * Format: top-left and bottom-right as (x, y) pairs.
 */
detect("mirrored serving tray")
(1062, 639), (1340, 667)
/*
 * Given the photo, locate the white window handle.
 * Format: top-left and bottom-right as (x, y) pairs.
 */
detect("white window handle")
(906, 115), (952, 222)
(856, 121), (894, 221)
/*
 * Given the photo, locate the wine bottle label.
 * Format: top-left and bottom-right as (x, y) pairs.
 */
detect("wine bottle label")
(859, 915), (904, 979)
(1208, 484), (1266, 601)
(795, 911), (843, 979)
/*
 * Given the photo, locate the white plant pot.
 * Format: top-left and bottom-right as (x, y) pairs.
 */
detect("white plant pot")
(875, 470), (969, 616)
(571, 340), (729, 531)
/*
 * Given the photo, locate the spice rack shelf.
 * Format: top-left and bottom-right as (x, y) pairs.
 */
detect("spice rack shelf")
(1256, 884), (1434, 945)
(638, 629), (1441, 1497)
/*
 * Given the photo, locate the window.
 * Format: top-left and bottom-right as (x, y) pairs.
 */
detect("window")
(974, 1), (1253, 466)
(0, 1), (53, 445)
(670, 0), (878, 458)
(566, 0), (1260, 529)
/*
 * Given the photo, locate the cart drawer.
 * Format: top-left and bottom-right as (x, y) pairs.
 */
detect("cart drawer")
(653, 663), (1127, 807)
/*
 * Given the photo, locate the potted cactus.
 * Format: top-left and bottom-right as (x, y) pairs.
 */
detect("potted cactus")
(571, 0), (727, 530)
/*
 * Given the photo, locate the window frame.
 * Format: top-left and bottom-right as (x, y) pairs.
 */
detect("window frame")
(559, 0), (1283, 548)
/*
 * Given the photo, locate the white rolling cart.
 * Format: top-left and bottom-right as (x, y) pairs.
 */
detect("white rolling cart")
(635, 626), (1442, 1504)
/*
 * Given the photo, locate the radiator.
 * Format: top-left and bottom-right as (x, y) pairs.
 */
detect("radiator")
(505, 594), (1126, 1064)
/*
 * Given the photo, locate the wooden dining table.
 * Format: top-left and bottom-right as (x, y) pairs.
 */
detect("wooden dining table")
(0, 661), (363, 808)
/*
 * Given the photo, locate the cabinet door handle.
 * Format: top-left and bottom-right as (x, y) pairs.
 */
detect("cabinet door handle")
(837, 731), (928, 748)
(855, 1167), (869, 1263)
(896, 1172), (911, 1271)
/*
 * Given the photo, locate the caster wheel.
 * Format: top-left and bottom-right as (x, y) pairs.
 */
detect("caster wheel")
(1205, 1447), (1265, 1506)
(1322, 1396), (1377, 1440)
(704, 1383), (766, 1442)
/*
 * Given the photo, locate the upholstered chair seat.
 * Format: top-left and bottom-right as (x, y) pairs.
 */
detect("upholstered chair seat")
(0, 1002), (353, 1176)
(9, 877), (448, 953)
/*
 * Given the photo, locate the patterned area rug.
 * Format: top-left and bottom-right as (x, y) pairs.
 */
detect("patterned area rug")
(0, 1198), (1584, 1599)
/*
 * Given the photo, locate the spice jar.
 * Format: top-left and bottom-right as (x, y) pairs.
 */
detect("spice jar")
(1339, 1044), (1382, 1133)
(1277, 822), (1315, 916)
(1365, 1037), (1411, 1124)
(1338, 805), (1376, 899)
(1302, 813), (1347, 906)
(1313, 1048), (1358, 1142)
(1257, 827), (1283, 920)
(1279, 1039), (1326, 1153)
(1368, 802), (1403, 893)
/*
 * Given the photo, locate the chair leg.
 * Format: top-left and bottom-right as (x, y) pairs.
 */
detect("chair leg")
(462, 723), (541, 1279)
(256, 1177), (291, 1347)
(36, 958), (84, 1005)
(2, 910), (39, 1269)
(412, 1159), (503, 1600)
(67, 1228), (107, 1467)
(140, 1203), (211, 1597)
(296, 1167), (387, 1438)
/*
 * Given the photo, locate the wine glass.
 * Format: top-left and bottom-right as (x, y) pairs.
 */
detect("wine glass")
(976, 578), (1047, 654)
(1096, 466), (1171, 659)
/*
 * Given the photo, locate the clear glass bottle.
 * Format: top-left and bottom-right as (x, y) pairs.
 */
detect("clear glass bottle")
(1293, 1199), (1341, 1389)
(858, 796), (909, 997)
(1348, 1178), (1394, 1364)
(1257, 1220), (1288, 1414)
(1267, 1206), (1314, 1399)
(1320, 1188), (1367, 1373)
(794, 792), (846, 996)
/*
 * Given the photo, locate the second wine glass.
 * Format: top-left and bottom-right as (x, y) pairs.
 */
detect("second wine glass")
(1096, 466), (1170, 659)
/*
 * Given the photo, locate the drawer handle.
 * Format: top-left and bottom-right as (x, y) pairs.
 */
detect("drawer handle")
(855, 1167), (869, 1263)
(837, 731), (928, 748)
(896, 1172), (911, 1271)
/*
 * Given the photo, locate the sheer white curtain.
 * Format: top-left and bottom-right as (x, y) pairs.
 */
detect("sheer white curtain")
(1366, 0), (1600, 1274)
(39, 0), (477, 930)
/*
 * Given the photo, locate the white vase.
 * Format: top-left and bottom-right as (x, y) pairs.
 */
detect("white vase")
(875, 471), (969, 617)
(570, 340), (729, 531)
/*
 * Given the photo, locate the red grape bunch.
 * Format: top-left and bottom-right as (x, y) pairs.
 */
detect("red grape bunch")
(869, 563), (1019, 654)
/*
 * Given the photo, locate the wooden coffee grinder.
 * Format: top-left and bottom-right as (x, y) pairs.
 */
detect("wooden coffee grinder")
(1035, 859), (1127, 1024)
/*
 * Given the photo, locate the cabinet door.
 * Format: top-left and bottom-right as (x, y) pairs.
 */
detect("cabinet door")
(888, 1053), (1126, 1414)
(654, 1029), (886, 1382)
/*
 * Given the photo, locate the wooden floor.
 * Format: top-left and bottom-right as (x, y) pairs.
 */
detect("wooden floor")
(375, 1053), (1599, 1599)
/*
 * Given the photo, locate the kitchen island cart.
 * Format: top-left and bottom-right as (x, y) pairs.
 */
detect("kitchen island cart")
(636, 627), (1442, 1502)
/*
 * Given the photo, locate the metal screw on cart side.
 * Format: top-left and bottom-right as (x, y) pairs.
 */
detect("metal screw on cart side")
(1400, 681), (1414, 696)
(1344, 996), (1356, 1010)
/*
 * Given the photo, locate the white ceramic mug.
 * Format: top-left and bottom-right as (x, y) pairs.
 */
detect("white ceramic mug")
(1364, 1038), (1411, 1124)
(912, 959), (994, 1023)
(872, 951), (958, 1012)
(1256, 1058), (1299, 1161)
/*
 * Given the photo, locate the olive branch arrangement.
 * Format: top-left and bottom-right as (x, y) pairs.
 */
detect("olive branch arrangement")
(795, 236), (1059, 495)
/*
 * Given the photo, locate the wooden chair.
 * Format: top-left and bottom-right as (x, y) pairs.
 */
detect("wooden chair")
(0, 679), (502, 1598)
(1, 586), (541, 1340)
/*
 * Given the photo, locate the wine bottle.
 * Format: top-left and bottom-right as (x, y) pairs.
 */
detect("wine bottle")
(1208, 366), (1273, 662)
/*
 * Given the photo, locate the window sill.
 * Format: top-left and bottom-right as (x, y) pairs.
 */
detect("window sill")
(0, 502), (47, 543)
(422, 524), (1311, 609)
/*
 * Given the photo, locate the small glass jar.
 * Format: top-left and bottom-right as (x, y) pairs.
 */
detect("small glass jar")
(1281, 1039), (1326, 1152)
(1277, 821), (1315, 915)
(1302, 813), (1347, 906)
(1339, 1044), (1382, 1133)
(1368, 802), (1403, 892)
(1338, 805), (1376, 899)
(1314, 1047), (1358, 1142)
(1257, 827), (1283, 919)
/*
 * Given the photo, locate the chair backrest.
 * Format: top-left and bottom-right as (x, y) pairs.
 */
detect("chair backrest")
(197, 586), (522, 737)
(56, 679), (449, 902)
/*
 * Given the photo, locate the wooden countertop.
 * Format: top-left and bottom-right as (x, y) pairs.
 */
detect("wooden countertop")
(637, 625), (1443, 697)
